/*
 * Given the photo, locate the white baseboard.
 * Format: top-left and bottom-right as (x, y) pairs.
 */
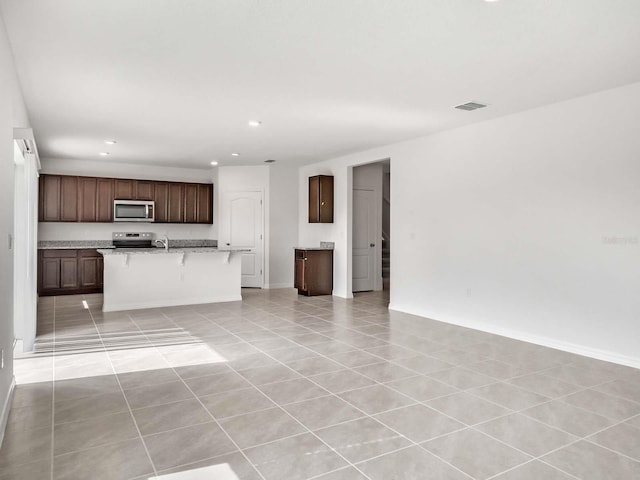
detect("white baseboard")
(103, 295), (243, 312)
(388, 304), (640, 370)
(0, 377), (16, 449)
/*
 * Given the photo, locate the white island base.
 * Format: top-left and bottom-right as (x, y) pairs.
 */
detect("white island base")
(98, 249), (243, 312)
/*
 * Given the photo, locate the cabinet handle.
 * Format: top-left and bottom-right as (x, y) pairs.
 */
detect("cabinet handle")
(304, 258), (307, 261)
(321, 202), (325, 206)
(370, 243), (375, 247)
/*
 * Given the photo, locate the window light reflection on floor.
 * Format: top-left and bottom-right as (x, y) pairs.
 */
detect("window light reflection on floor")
(149, 463), (239, 479)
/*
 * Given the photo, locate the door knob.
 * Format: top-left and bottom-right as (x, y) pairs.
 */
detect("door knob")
(370, 243), (375, 247)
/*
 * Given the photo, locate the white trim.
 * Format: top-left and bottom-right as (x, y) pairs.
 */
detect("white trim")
(103, 295), (242, 312)
(389, 305), (640, 369)
(0, 377), (16, 449)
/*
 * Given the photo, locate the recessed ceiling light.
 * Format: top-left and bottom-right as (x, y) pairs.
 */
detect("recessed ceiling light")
(248, 120), (262, 127)
(231, 152), (240, 156)
(104, 139), (117, 145)
(99, 152), (110, 156)
(210, 161), (218, 166)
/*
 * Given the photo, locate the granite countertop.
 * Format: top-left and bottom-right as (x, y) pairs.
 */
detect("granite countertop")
(38, 240), (115, 250)
(38, 239), (218, 250)
(294, 246), (335, 250)
(98, 247), (249, 255)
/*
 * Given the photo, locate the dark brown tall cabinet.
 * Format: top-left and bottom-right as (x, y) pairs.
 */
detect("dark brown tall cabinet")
(39, 174), (213, 224)
(294, 248), (333, 296)
(38, 249), (103, 296)
(308, 175), (334, 223)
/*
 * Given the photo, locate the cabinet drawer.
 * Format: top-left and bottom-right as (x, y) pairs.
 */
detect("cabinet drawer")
(42, 249), (77, 258)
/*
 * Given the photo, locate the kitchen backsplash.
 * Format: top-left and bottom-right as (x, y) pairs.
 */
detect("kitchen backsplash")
(38, 222), (216, 241)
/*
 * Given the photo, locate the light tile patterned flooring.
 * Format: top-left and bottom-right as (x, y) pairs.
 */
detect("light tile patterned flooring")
(1, 289), (640, 479)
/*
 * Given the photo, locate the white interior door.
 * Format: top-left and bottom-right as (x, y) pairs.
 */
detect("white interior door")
(221, 191), (264, 288)
(353, 189), (376, 292)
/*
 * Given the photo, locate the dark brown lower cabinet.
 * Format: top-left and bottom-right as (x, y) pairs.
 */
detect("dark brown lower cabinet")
(294, 249), (333, 296)
(38, 249), (104, 296)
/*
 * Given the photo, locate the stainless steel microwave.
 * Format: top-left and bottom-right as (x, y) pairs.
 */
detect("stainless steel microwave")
(113, 200), (155, 222)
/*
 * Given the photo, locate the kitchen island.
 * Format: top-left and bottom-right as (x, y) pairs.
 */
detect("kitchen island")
(97, 247), (248, 312)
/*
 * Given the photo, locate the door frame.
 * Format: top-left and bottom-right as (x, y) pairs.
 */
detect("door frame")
(349, 159), (389, 295)
(219, 189), (265, 288)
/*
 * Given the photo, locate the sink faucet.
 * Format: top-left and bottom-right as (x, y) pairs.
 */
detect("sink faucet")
(155, 235), (169, 251)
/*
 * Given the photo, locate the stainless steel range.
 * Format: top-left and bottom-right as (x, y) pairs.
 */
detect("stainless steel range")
(112, 232), (154, 249)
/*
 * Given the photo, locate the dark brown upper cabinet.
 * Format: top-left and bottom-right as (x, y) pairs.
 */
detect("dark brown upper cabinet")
(114, 179), (134, 199)
(96, 178), (114, 222)
(39, 175), (78, 222)
(134, 180), (154, 200)
(308, 175), (333, 223)
(183, 183), (198, 223)
(39, 175), (61, 222)
(196, 184), (213, 224)
(168, 182), (185, 223)
(153, 182), (170, 223)
(78, 176), (97, 222)
(39, 174), (213, 224)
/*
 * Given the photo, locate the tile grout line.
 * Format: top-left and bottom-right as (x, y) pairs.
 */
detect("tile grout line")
(33, 291), (640, 480)
(83, 297), (159, 478)
(50, 296), (56, 480)
(131, 309), (270, 480)
(189, 308), (476, 480)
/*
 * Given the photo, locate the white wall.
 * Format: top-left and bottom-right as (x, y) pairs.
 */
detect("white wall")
(353, 162), (383, 291)
(217, 164), (299, 289)
(0, 12), (30, 445)
(38, 157), (218, 241)
(268, 164), (299, 288)
(299, 81), (640, 367)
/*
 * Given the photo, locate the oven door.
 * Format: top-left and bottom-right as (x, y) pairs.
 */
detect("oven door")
(113, 200), (155, 222)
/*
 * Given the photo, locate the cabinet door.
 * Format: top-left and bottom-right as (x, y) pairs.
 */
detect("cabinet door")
(60, 176), (79, 222)
(153, 182), (169, 223)
(197, 184), (213, 224)
(184, 183), (198, 223)
(294, 251), (306, 291)
(308, 176), (320, 223)
(78, 177), (97, 222)
(96, 178), (114, 222)
(168, 183), (184, 223)
(40, 257), (61, 290)
(60, 257), (79, 289)
(318, 176), (334, 223)
(40, 175), (61, 222)
(135, 180), (154, 200)
(79, 256), (100, 288)
(114, 179), (134, 199)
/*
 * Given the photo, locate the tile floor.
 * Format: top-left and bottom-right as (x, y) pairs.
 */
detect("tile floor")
(1, 289), (640, 479)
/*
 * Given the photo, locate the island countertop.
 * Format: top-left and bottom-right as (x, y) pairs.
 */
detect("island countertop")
(98, 247), (250, 255)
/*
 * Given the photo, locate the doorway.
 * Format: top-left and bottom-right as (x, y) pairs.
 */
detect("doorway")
(219, 190), (264, 288)
(352, 160), (389, 293)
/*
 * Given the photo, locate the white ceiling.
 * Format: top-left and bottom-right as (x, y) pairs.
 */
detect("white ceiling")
(2, 0), (640, 169)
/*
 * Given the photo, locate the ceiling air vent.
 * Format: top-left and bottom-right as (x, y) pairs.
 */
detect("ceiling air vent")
(454, 102), (487, 111)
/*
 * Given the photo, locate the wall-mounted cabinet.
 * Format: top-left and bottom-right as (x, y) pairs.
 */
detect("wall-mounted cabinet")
(308, 175), (333, 223)
(38, 174), (213, 224)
